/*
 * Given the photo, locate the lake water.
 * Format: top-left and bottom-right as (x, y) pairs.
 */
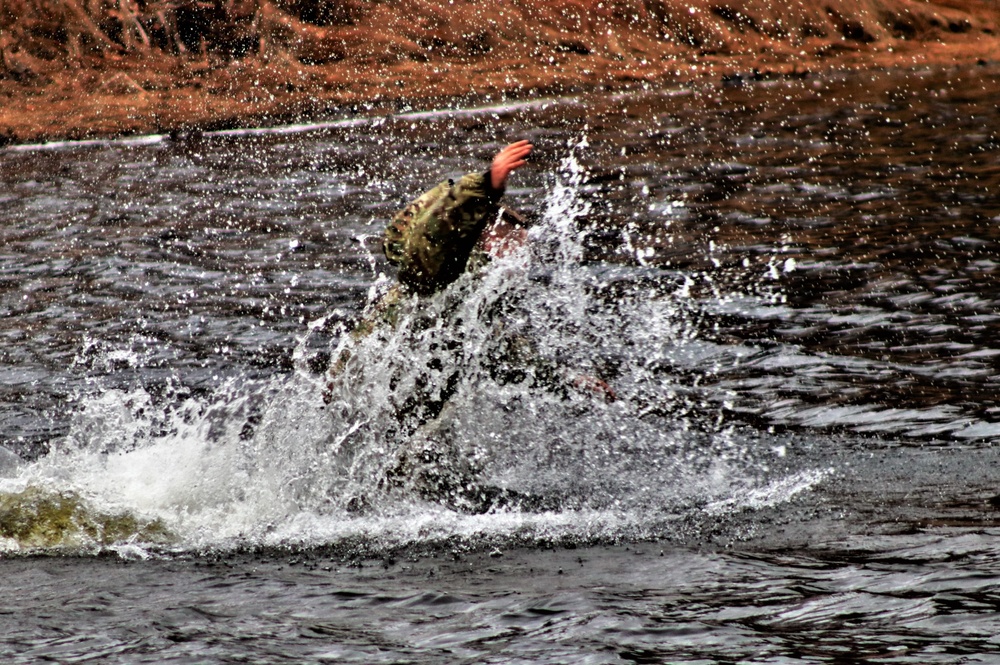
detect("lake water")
(1, 64), (1000, 663)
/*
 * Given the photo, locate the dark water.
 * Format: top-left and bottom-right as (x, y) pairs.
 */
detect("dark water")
(2, 64), (1000, 662)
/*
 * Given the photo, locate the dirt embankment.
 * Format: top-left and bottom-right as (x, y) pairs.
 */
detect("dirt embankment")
(1, 0), (999, 144)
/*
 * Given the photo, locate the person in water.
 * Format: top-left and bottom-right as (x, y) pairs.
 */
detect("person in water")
(335, 139), (614, 394)
(328, 140), (613, 511)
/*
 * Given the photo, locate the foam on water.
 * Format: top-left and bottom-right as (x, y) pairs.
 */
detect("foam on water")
(0, 142), (820, 555)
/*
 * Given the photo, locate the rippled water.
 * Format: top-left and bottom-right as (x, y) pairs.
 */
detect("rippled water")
(2, 64), (1000, 662)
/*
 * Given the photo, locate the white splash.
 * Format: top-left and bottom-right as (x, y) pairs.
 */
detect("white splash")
(5, 144), (827, 553)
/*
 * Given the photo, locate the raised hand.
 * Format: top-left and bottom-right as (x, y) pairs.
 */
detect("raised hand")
(490, 140), (533, 191)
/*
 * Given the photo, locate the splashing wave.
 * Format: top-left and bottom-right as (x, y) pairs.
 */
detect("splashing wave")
(0, 144), (826, 555)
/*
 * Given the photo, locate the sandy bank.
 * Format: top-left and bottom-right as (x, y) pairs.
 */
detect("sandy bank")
(2, 0), (999, 144)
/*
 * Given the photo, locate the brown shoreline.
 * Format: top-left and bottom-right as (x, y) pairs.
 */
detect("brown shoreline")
(2, 0), (999, 146)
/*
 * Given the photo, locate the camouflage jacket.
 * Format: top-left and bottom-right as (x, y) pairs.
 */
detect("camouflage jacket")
(383, 171), (502, 295)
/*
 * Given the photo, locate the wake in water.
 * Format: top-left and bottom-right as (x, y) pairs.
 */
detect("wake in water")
(0, 143), (825, 555)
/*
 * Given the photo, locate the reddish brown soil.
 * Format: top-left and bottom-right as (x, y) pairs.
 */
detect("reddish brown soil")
(2, 0), (999, 145)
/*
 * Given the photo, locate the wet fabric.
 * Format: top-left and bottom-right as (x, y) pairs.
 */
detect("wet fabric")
(383, 171), (502, 295)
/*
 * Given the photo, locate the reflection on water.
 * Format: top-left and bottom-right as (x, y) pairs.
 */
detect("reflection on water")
(1, 63), (1000, 662)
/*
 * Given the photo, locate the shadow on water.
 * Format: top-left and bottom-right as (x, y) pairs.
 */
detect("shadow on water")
(1, 64), (1000, 662)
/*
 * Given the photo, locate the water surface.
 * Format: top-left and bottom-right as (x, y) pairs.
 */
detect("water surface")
(1, 64), (1000, 662)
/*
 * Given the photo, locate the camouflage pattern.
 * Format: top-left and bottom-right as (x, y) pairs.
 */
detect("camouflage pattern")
(383, 171), (501, 295)
(348, 283), (409, 341)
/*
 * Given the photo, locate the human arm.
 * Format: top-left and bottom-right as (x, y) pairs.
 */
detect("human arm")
(383, 141), (533, 294)
(384, 172), (499, 293)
